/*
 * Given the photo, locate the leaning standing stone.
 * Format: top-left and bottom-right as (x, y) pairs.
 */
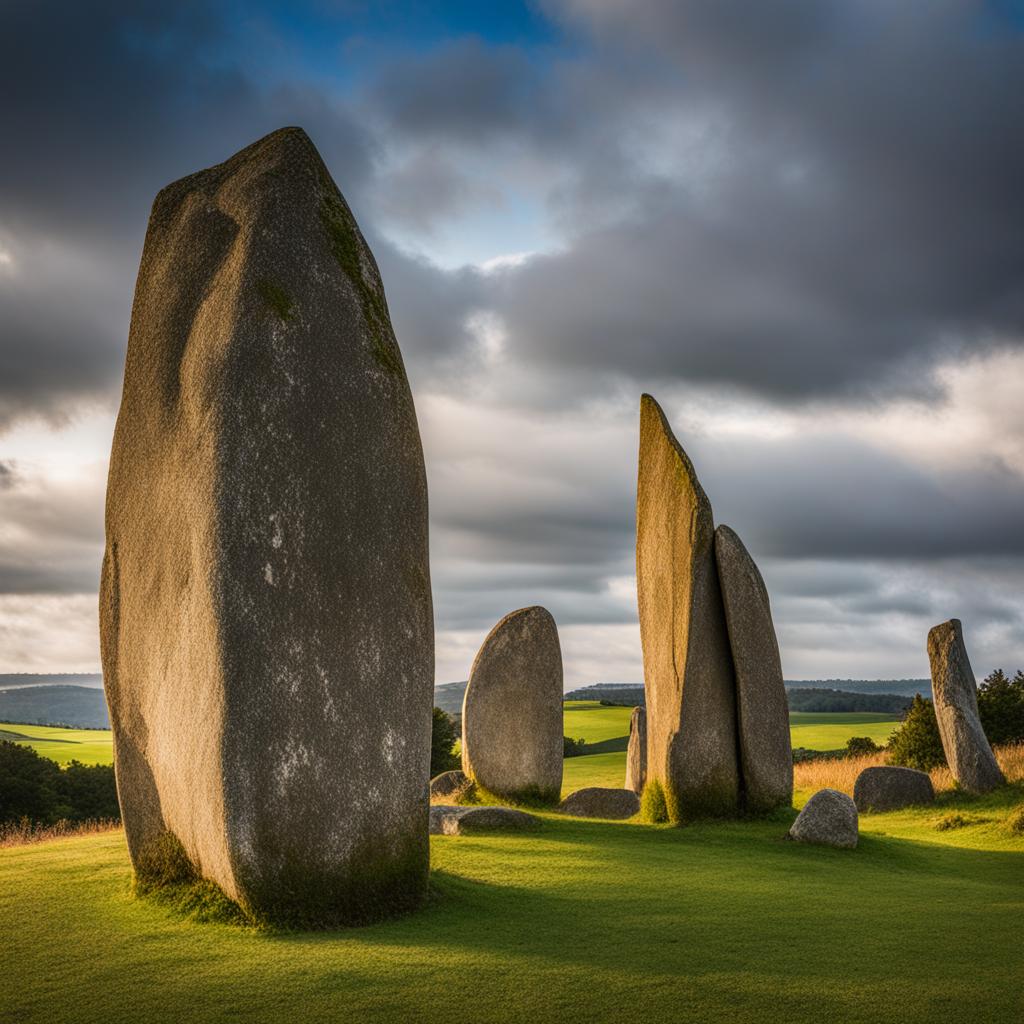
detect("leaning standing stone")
(636, 395), (739, 819)
(624, 706), (647, 794)
(100, 127), (433, 927)
(789, 789), (859, 848)
(853, 766), (935, 812)
(928, 619), (1004, 794)
(714, 524), (793, 812)
(461, 606), (563, 804)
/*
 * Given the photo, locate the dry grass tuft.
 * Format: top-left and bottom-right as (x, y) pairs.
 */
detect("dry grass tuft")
(0, 818), (121, 848)
(793, 742), (1024, 797)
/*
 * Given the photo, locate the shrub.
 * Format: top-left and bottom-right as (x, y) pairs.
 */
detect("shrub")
(563, 736), (587, 758)
(845, 736), (882, 757)
(430, 707), (459, 776)
(887, 694), (947, 771)
(977, 669), (1024, 746)
(1006, 805), (1024, 836)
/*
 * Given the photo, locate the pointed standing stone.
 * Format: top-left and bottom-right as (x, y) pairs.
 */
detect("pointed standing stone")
(100, 128), (433, 927)
(636, 395), (739, 819)
(461, 606), (563, 804)
(927, 619), (1004, 794)
(714, 524), (793, 811)
(624, 706), (647, 794)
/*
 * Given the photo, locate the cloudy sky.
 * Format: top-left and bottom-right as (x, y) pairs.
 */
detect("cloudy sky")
(3, 0), (1024, 686)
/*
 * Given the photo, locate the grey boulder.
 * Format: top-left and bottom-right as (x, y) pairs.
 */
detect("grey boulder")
(429, 805), (540, 835)
(624, 706), (647, 794)
(928, 619), (1004, 794)
(714, 524), (793, 812)
(854, 766), (935, 812)
(100, 127), (433, 927)
(558, 787), (640, 819)
(789, 789), (859, 849)
(461, 606), (563, 804)
(636, 395), (739, 820)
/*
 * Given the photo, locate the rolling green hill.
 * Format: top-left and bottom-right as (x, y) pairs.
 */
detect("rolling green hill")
(0, 723), (114, 766)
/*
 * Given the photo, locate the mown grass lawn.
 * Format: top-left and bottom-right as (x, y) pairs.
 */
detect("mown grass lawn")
(2, 783), (1022, 1024)
(0, 723), (114, 766)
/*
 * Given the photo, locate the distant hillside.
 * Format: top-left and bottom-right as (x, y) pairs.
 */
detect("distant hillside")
(786, 688), (913, 714)
(0, 673), (104, 690)
(0, 685), (109, 728)
(434, 681), (467, 715)
(565, 684), (645, 705)
(784, 679), (931, 697)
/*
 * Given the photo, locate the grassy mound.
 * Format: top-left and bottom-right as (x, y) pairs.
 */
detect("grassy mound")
(2, 782), (1022, 1024)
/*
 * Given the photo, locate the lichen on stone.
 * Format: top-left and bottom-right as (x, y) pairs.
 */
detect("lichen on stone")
(256, 278), (295, 322)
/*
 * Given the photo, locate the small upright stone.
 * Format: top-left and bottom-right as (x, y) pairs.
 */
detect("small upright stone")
(854, 766), (935, 812)
(624, 706), (647, 794)
(100, 128), (433, 927)
(789, 789), (858, 849)
(714, 524), (793, 812)
(636, 395), (739, 819)
(461, 606), (563, 804)
(927, 619), (1004, 794)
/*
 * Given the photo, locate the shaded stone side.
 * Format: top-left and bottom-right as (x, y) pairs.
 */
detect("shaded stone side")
(927, 619), (1004, 794)
(101, 127), (433, 927)
(461, 606), (563, 804)
(624, 706), (647, 794)
(636, 394), (739, 819)
(714, 524), (793, 812)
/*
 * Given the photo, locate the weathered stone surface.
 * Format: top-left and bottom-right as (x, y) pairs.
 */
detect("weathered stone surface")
(789, 789), (858, 848)
(461, 606), (563, 804)
(853, 766), (935, 812)
(624, 706), (647, 794)
(430, 770), (471, 802)
(928, 619), (1004, 794)
(429, 805), (540, 835)
(100, 127), (433, 927)
(714, 524), (793, 812)
(558, 787), (640, 819)
(636, 395), (739, 819)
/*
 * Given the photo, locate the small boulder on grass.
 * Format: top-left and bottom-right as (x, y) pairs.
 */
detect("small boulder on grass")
(558, 787), (640, 820)
(429, 805), (540, 836)
(430, 770), (472, 802)
(789, 788), (858, 849)
(854, 766), (935, 812)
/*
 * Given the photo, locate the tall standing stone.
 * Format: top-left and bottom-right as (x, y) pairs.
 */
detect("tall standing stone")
(461, 606), (563, 804)
(714, 524), (793, 811)
(636, 395), (739, 819)
(624, 706), (647, 794)
(927, 619), (1004, 794)
(100, 127), (433, 927)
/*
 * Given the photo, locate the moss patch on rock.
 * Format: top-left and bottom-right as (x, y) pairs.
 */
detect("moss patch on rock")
(256, 278), (295, 322)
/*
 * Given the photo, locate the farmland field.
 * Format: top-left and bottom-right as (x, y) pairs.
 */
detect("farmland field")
(0, 723), (114, 766)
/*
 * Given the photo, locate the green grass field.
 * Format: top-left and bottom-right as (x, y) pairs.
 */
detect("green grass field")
(2, 784), (1022, 1024)
(0, 722), (114, 766)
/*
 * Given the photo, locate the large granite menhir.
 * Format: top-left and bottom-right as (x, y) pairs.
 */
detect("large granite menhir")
(714, 525), (793, 811)
(927, 619), (1004, 794)
(461, 606), (563, 804)
(100, 127), (433, 927)
(636, 395), (739, 819)
(624, 705), (647, 794)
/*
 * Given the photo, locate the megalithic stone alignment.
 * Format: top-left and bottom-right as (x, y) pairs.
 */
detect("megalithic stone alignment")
(927, 619), (1004, 794)
(461, 606), (564, 804)
(624, 705), (647, 794)
(100, 127), (434, 927)
(714, 524), (793, 811)
(636, 395), (740, 819)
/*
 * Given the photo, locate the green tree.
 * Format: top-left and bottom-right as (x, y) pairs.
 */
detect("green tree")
(888, 694), (947, 771)
(846, 736), (881, 757)
(977, 668), (1024, 746)
(430, 707), (459, 776)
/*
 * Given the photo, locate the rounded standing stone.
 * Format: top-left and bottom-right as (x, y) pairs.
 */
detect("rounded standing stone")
(624, 705), (647, 794)
(789, 789), (859, 848)
(853, 766), (935, 812)
(461, 606), (564, 804)
(714, 524), (793, 812)
(100, 127), (433, 927)
(927, 619), (1004, 794)
(636, 395), (739, 820)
